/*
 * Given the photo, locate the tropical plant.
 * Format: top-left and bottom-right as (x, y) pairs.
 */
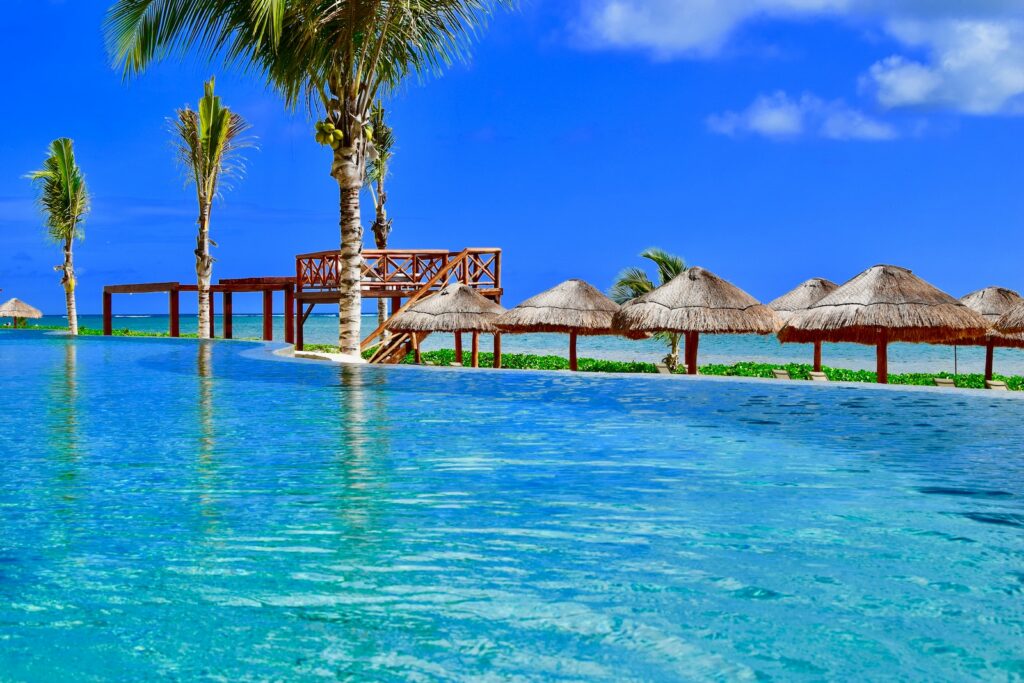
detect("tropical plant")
(172, 77), (251, 339)
(366, 101), (395, 330)
(105, 0), (513, 355)
(27, 139), (90, 335)
(610, 248), (687, 371)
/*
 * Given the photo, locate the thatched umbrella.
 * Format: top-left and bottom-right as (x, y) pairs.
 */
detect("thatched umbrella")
(778, 265), (989, 383)
(494, 279), (619, 371)
(388, 284), (505, 367)
(951, 287), (1024, 381)
(0, 298), (43, 328)
(769, 278), (838, 372)
(613, 267), (780, 375)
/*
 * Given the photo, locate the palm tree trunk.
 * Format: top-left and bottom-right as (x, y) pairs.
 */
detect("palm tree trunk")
(336, 171), (364, 356)
(195, 205), (213, 340)
(373, 176), (391, 334)
(62, 237), (78, 336)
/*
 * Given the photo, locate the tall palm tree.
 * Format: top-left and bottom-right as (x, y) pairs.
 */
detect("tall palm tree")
(366, 101), (395, 331)
(173, 77), (251, 339)
(27, 139), (90, 336)
(106, 0), (513, 356)
(610, 248), (687, 371)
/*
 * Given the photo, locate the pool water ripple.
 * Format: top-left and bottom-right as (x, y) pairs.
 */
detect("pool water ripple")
(2, 332), (1024, 680)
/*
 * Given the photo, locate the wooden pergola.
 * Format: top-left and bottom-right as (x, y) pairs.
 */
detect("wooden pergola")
(102, 277), (295, 342)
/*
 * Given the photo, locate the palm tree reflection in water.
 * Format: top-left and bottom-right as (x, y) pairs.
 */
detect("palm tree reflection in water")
(196, 341), (219, 533)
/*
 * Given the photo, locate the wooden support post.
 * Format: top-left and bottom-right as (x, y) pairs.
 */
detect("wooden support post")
(686, 331), (700, 375)
(876, 336), (889, 384)
(391, 297), (402, 319)
(455, 332), (463, 365)
(985, 341), (995, 382)
(413, 333), (422, 364)
(284, 285), (294, 344)
(223, 292), (233, 339)
(295, 301), (305, 350)
(169, 289), (180, 338)
(471, 332), (480, 368)
(208, 293), (215, 339)
(813, 340), (823, 373)
(569, 332), (578, 371)
(262, 290), (273, 341)
(493, 333), (502, 369)
(102, 291), (112, 336)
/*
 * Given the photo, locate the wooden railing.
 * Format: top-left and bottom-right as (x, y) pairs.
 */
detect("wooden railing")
(296, 248), (501, 295)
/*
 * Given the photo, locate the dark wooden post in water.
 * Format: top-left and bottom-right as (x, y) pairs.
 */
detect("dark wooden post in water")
(295, 304), (304, 350)
(223, 292), (233, 339)
(454, 333), (463, 365)
(413, 333), (422, 364)
(471, 332), (480, 368)
(493, 333), (502, 368)
(284, 285), (294, 344)
(102, 292), (112, 335)
(685, 331), (700, 375)
(208, 293), (216, 338)
(569, 332), (578, 371)
(876, 334), (889, 384)
(813, 340), (823, 373)
(262, 291), (273, 341)
(169, 289), (180, 337)
(985, 340), (995, 382)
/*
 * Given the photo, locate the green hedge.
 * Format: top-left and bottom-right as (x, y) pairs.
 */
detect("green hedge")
(700, 361), (1024, 390)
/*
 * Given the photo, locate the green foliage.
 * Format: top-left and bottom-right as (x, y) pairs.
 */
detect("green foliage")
(696, 362), (1023, 390)
(26, 138), (90, 243)
(402, 349), (658, 373)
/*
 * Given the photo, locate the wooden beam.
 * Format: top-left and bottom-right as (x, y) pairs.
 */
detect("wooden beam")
(105, 282), (180, 295)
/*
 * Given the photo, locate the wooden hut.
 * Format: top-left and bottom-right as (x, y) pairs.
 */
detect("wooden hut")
(769, 278), (839, 371)
(613, 267), (779, 375)
(778, 265), (989, 383)
(494, 279), (619, 371)
(387, 284), (505, 367)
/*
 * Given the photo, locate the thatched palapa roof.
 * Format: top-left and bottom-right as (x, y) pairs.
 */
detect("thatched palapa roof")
(0, 298), (43, 319)
(778, 265), (989, 345)
(387, 284), (505, 333)
(494, 279), (619, 335)
(769, 278), (838, 323)
(995, 298), (1024, 335)
(613, 267), (779, 334)
(953, 287), (1024, 348)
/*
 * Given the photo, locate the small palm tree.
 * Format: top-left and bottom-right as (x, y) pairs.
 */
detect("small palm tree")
(611, 248), (687, 371)
(366, 101), (395, 330)
(27, 139), (90, 336)
(173, 77), (251, 339)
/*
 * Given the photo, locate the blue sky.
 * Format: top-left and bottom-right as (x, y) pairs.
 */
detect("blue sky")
(1, 0), (1022, 314)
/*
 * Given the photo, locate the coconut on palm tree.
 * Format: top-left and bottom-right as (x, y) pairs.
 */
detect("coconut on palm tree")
(366, 101), (395, 331)
(27, 139), (90, 335)
(610, 248), (686, 371)
(106, 0), (513, 356)
(173, 77), (251, 339)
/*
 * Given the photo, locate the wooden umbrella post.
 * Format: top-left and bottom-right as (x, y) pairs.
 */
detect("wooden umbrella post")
(413, 333), (422, 364)
(493, 333), (502, 369)
(454, 332), (463, 365)
(813, 340), (823, 373)
(876, 333), (889, 384)
(686, 331), (700, 375)
(569, 331), (578, 371)
(471, 332), (480, 368)
(985, 340), (995, 382)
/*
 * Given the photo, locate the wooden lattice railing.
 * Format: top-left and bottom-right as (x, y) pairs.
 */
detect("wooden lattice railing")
(296, 248), (500, 295)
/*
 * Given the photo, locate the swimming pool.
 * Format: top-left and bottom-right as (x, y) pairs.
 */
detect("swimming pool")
(2, 331), (1023, 680)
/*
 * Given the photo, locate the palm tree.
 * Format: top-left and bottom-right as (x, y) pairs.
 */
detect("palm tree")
(173, 77), (251, 339)
(366, 101), (395, 331)
(106, 0), (513, 356)
(27, 139), (90, 336)
(610, 248), (687, 371)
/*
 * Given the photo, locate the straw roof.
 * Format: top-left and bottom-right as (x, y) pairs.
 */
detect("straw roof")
(0, 298), (42, 319)
(769, 278), (838, 323)
(387, 284), (505, 333)
(494, 279), (619, 335)
(612, 267), (780, 334)
(995, 291), (1024, 335)
(778, 265), (989, 345)
(953, 287), (1024, 347)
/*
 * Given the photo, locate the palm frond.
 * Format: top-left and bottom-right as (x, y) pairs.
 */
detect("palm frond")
(609, 267), (655, 305)
(640, 247), (686, 286)
(26, 138), (90, 243)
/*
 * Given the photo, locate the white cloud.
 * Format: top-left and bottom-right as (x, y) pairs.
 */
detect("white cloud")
(579, 1), (1024, 115)
(863, 20), (1024, 114)
(708, 91), (898, 140)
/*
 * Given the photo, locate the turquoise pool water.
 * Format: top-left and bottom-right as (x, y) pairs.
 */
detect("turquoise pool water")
(2, 331), (1024, 681)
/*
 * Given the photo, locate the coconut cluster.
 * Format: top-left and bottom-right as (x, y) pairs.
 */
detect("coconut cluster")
(314, 120), (345, 149)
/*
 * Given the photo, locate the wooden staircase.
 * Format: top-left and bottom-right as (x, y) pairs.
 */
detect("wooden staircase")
(361, 249), (473, 364)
